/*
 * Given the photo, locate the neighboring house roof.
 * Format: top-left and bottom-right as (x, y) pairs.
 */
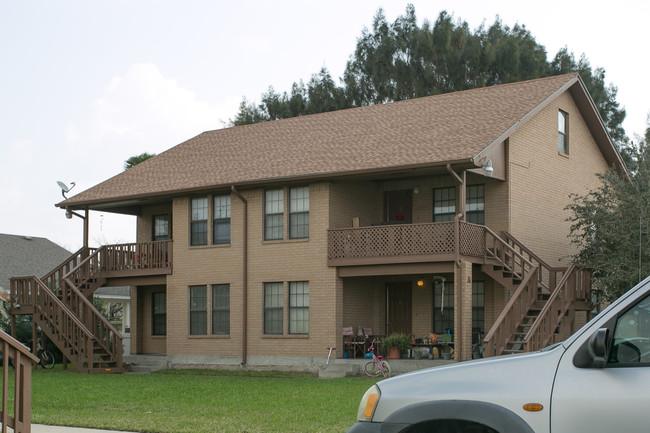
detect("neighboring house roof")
(0, 233), (72, 291)
(95, 287), (130, 298)
(58, 73), (626, 212)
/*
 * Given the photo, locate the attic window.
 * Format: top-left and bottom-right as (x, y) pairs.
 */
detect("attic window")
(558, 110), (568, 154)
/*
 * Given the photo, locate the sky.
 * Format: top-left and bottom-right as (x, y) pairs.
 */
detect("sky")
(2, 0), (649, 252)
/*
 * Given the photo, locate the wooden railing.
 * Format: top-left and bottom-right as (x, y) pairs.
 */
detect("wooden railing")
(327, 221), (486, 265)
(0, 329), (38, 433)
(482, 227), (540, 357)
(482, 266), (540, 357)
(98, 241), (173, 274)
(10, 276), (95, 373)
(61, 249), (123, 370)
(501, 231), (566, 293)
(523, 265), (592, 352)
(483, 227), (535, 280)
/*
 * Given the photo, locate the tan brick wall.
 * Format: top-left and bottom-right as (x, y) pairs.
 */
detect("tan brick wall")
(135, 183), (341, 359)
(508, 92), (609, 264)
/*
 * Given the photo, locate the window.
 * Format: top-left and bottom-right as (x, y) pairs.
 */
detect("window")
(189, 285), (207, 335)
(609, 293), (650, 364)
(558, 110), (568, 154)
(289, 187), (309, 239)
(153, 214), (170, 241)
(472, 281), (485, 340)
(190, 197), (208, 246)
(264, 189), (284, 240)
(152, 292), (166, 336)
(212, 284), (230, 335)
(264, 282), (283, 334)
(466, 185), (485, 225)
(289, 282), (309, 334)
(432, 280), (454, 334)
(433, 185), (484, 224)
(213, 194), (231, 244)
(433, 187), (456, 222)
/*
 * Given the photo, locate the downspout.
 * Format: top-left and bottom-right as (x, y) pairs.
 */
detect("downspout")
(447, 164), (465, 362)
(231, 186), (248, 365)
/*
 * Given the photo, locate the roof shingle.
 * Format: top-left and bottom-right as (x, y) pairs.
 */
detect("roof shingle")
(61, 74), (579, 207)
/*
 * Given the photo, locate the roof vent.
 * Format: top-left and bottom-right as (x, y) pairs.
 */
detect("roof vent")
(23, 236), (33, 241)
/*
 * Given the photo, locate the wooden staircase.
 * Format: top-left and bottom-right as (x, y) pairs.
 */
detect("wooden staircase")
(10, 247), (123, 373)
(482, 231), (593, 357)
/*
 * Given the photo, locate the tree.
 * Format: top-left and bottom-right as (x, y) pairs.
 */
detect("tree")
(231, 5), (626, 146)
(124, 152), (156, 170)
(566, 121), (650, 300)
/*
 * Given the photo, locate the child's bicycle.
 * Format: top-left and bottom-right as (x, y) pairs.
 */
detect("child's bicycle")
(363, 340), (391, 378)
(36, 334), (55, 369)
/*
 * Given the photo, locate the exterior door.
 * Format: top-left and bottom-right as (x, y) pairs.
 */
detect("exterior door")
(387, 282), (412, 335)
(384, 190), (413, 223)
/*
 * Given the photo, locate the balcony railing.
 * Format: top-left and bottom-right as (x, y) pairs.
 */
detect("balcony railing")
(328, 221), (487, 266)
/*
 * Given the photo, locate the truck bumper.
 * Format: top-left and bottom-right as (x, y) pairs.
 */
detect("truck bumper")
(346, 421), (410, 433)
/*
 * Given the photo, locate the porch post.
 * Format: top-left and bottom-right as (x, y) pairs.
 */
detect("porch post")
(453, 260), (473, 361)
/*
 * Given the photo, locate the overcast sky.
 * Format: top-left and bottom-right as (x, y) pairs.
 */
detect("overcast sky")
(2, 1), (649, 252)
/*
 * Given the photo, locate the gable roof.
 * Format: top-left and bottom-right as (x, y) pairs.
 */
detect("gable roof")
(0, 233), (72, 291)
(59, 73), (625, 212)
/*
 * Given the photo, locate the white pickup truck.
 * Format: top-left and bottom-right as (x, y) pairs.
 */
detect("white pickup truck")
(347, 277), (650, 433)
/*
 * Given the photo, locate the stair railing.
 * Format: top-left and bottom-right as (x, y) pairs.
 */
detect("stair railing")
(60, 249), (123, 369)
(522, 265), (592, 352)
(482, 266), (539, 357)
(483, 227), (535, 280)
(40, 247), (96, 297)
(0, 329), (39, 433)
(10, 276), (95, 372)
(501, 231), (566, 293)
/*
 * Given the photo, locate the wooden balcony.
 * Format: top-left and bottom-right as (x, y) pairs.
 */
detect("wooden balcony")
(327, 221), (488, 267)
(95, 240), (173, 279)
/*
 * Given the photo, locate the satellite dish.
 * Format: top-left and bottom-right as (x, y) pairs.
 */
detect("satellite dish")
(57, 181), (76, 198)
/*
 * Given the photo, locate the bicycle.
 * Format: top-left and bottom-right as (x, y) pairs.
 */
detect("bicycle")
(36, 335), (55, 369)
(364, 340), (391, 378)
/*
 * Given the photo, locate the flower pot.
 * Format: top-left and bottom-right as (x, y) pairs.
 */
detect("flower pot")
(387, 346), (401, 359)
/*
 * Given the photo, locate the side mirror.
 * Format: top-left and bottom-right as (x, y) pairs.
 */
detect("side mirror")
(588, 328), (610, 368)
(574, 327), (611, 368)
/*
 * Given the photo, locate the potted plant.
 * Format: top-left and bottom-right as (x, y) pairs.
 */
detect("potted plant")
(383, 333), (411, 359)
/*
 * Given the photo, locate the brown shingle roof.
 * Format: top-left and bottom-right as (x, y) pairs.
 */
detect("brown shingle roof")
(60, 74), (582, 208)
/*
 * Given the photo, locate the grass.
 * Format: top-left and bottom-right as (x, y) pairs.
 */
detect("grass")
(27, 367), (381, 433)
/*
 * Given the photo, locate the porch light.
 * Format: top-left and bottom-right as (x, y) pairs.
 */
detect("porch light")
(483, 160), (494, 177)
(417, 280), (425, 287)
(65, 209), (73, 219)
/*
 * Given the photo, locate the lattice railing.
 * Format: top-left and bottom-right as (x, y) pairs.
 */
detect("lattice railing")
(328, 221), (485, 265)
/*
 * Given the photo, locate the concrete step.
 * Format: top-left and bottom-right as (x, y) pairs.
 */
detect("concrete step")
(319, 363), (360, 379)
(124, 355), (168, 373)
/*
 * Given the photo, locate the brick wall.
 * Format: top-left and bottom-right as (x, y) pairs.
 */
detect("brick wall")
(508, 92), (609, 265)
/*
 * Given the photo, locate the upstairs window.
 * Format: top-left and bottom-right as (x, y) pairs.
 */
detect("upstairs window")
(190, 197), (208, 246)
(289, 187), (309, 239)
(433, 187), (456, 222)
(433, 185), (484, 224)
(466, 185), (485, 225)
(153, 214), (170, 241)
(264, 189), (284, 240)
(558, 110), (568, 154)
(213, 194), (231, 244)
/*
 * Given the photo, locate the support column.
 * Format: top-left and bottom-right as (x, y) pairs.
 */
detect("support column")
(454, 261), (473, 361)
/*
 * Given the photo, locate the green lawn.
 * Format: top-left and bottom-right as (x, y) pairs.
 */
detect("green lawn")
(29, 367), (380, 433)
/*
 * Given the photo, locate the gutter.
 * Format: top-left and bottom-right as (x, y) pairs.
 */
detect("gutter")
(231, 186), (248, 365)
